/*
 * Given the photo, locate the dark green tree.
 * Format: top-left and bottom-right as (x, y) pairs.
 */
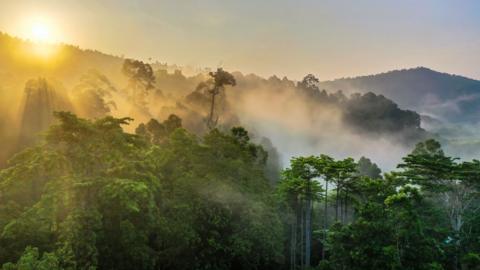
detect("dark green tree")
(279, 156), (323, 269)
(398, 139), (480, 270)
(356, 156), (382, 179)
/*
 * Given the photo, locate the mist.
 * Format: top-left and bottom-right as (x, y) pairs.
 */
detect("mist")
(0, 33), (475, 174)
(1, 4), (480, 268)
(230, 79), (411, 171)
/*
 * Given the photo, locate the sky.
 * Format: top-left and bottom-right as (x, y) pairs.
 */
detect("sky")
(0, 0), (479, 80)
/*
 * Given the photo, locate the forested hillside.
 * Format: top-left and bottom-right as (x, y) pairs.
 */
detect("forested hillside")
(0, 112), (283, 269)
(317, 68), (480, 160)
(2, 112), (480, 270)
(0, 32), (479, 270)
(318, 67), (480, 123)
(0, 33), (431, 170)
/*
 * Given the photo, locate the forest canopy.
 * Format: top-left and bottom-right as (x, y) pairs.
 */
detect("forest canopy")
(0, 34), (479, 270)
(1, 112), (479, 270)
(0, 112), (283, 270)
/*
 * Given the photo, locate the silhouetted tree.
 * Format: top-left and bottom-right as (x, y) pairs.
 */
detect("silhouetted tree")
(122, 59), (156, 109)
(72, 69), (117, 119)
(206, 68), (236, 129)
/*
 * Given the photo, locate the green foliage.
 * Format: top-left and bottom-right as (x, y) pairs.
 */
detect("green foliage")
(135, 114), (182, 145)
(0, 112), (282, 270)
(461, 253), (480, 270)
(397, 139), (480, 270)
(205, 68), (236, 129)
(1, 247), (61, 270)
(327, 177), (443, 270)
(356, 156), (382, 179)
(2, 110), (480, 270)
(321, 139), (480, 270)
(342, 92), (427, 142)
(398, 139), (457, 191)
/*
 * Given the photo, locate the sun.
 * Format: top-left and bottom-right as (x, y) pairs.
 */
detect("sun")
(30, 22), (52, 42)
(22, 18), (60, 59)
(31, 23), (50, 41)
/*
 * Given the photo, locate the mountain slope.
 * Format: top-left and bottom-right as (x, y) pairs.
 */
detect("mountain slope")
(0, 32), (126, 87)
(0, 32), (477, 169)
(318, 67), (480, 123)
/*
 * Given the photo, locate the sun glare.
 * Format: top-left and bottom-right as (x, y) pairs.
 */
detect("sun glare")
(30, 22), (52, 42)
(31, 23), (50, 42)
(21, 18), (61, 59)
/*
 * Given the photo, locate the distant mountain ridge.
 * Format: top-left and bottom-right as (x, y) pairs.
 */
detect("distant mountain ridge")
(2, 31), (480, 123)
(2, 31), (480, 125)
(1, 31), (479, 168)
(318, 67), (480, 123)
(0, 32), (199, 88)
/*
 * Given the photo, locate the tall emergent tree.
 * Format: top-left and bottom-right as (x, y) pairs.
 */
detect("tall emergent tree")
(206, 68), (236, 129)
(122, 59), (156, 113)
(326, 175), (444, 270)
(330, 158), (357, 223)
(398, 139), (480, 270)
(280, 156), (323, 269)
(313, 154), (335, 261)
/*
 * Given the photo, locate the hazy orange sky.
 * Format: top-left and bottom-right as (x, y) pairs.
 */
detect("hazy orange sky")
(1, 0), (479, 80)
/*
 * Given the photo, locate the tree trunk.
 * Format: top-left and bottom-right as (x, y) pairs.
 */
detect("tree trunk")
(290, 210), (294, 270)
(343, 190), (348, 223)
(208, 90), (217, 129)
(322, 179), (328, 261)
(300, 199), (304, 269)
(335, 184), (339, 221)
(339, 192), (342, 224)
(291, 198), (298, 270)
(305, 180), (312, 268)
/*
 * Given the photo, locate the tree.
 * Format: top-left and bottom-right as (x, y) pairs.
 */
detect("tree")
(385, 185), (444, 270)
(1, 112), (284, 270)
(297, 74), (330, 103)
(205, 68), (236, 129)
(398, 139), (480, 270)
(163, 114), (182, 134)
(18, 78), (72, 149)
(297, 74), (319, 91)
(342, 92), (427, 143)
(327, 176), (443, 270)
(135, 114), (183, 145)
(122, 59), (156, 112)
(356, 156), (382, 179)
(122, 59), (156, 91)
(330, 158), (357, 223)
(1, 246), (61, 270)
(72, 69), (117, 119)
(313, 154), (335, 261)
(280, 156), (323, 269)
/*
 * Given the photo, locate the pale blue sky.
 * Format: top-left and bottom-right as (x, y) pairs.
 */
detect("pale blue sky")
(1, 0), (479, 80)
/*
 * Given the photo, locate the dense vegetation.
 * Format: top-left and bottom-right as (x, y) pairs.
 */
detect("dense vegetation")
(318, 67), (480, 123)
(0, 32), (441, 168)
(0, 34), (479, 270)
(279, 140), (480, 270)
(0, 112), (283, 270)
(1, 110), (479, 270)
